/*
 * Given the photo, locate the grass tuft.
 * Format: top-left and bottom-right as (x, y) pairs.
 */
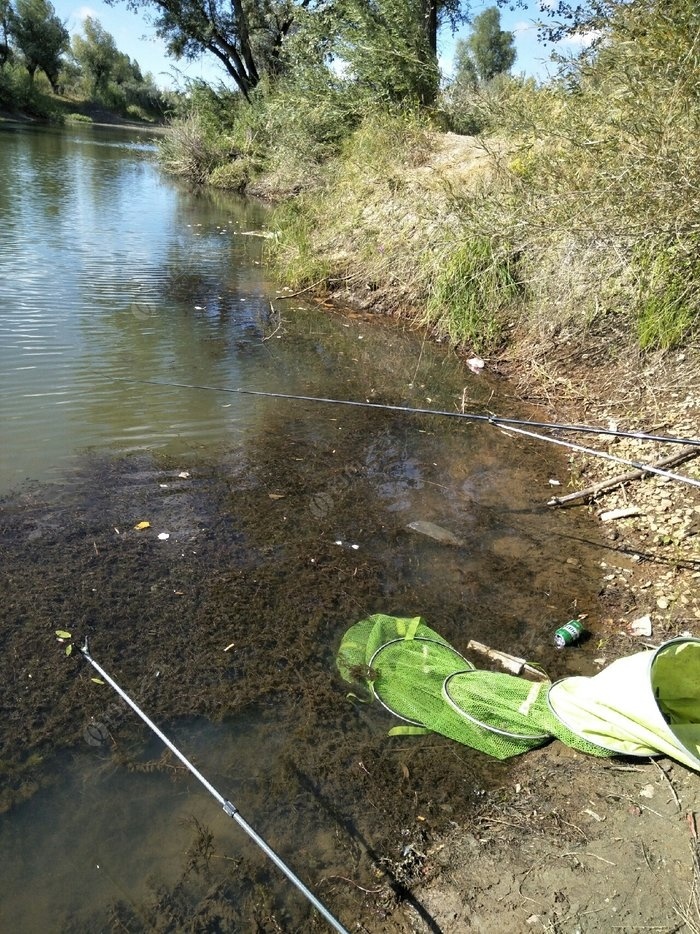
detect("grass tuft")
(422, 237), (519, 352)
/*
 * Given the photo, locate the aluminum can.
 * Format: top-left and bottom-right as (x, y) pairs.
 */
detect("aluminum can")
(554, 619), (584, 648)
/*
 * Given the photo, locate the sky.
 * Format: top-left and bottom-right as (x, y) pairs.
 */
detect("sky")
(52, 0), (593, 91)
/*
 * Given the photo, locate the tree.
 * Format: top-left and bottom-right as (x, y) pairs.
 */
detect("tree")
(462, 5), (515, 83)
(111, 0), (469, 102)
(452, 36), (478, 91)
(9, 0), (69, 91)
(72, 17), (119, 95)
(335, 0), (441, 105)
(0, 0), (11, 67)
(112, 0), (295, 100)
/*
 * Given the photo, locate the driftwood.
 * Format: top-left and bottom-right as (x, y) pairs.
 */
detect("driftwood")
(548, 444), (700, 507)
(466, 640), (548, 681)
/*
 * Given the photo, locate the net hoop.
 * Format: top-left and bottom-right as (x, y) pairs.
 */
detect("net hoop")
(368, 637), (474, 726)
(442, 670), (551, 742)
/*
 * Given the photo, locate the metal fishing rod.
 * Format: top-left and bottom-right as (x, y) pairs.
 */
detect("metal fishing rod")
(497, 423), (700, 490)
(113, 376), (700, 448)
(80, 640), (350, 934)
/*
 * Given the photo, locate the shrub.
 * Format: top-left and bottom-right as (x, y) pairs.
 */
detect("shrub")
(422, 236), (519, 351)
(208, 158), (254, 191)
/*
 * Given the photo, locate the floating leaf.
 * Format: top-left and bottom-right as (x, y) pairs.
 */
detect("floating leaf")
(65, 644), (73, 656)
(91, 677), (105, 685)
(55, 630), (72, 639)
(134, 521), (151, 530)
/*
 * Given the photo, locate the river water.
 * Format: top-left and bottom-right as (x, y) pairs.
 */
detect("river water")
(0, 122), (606, 932)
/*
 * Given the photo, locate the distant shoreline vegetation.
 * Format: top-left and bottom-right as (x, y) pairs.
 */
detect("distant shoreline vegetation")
(0, 4), (172, 123)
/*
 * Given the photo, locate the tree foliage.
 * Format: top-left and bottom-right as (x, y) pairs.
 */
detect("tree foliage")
(333, 0), (442, 104)
(111, 0), (468, 103)
(111, 0), (297, 100)
(8, 0), (68, 90)
(72, 16), (120, 94)
(459, 5), (514, 83)
(0, 0), (11, 65)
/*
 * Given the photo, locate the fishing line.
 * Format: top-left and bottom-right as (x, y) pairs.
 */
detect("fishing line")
(80, 640), (350, 934)
(113, 377), (700, 448)
(497, 423), (700, 491)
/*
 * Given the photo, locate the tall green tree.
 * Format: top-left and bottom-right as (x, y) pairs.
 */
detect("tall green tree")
(111, 0), (468, 102)
(461, 5), (515, 83)
(0, 0), (11, 66)
(72, 17), (119, 95)
(336, 0), (442, 104)
(9, 0), (69, 90)
(112, 0), (298, 100)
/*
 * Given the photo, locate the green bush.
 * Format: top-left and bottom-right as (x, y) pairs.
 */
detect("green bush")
(634, 243), (700, 350)
(422, 236), (519, 351)
(158, 111), (235, 183)
(208, 158), (254, 191)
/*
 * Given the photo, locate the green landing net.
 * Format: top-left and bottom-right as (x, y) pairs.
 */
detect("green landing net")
(337, 614), (612, 761)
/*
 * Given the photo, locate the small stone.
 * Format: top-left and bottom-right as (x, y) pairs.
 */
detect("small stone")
(657, 597), (670, 610)
(630, 615), (653, 637)
(600, 506), (642, 522)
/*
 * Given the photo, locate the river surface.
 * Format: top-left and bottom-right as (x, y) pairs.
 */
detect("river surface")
(0, 122), (607, 932)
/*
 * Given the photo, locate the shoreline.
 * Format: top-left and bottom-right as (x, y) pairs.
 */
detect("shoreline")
(257, 131), (700, 930)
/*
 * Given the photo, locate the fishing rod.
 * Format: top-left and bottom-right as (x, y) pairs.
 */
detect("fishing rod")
(113, 377), (700, 448)
(80, 639), (350, 934)
(496, 422), (700, 490)
(113, 376), (700, 490)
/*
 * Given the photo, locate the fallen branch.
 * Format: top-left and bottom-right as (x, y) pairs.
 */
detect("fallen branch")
(466, 640), (548, 680)
(275, 274), (356, 301)
(549, 444), (700, 507)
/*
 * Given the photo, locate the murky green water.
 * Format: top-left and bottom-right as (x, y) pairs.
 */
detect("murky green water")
(0, 122), (607, 932)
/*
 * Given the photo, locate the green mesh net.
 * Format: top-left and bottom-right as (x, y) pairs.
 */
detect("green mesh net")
(337, 614), (614, 760)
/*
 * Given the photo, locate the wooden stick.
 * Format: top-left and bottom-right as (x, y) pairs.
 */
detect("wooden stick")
(549, 444), (700, 507)
(466, 640), (548, 680)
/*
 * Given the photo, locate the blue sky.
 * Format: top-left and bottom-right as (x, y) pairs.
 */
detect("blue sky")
(52, 0), (592, 90)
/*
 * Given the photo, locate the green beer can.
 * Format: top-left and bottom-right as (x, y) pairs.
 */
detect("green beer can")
(554, 619), (584, 648)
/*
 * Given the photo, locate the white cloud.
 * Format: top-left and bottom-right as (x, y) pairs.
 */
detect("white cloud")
(75, 7), (98, 21)
(558, 29), (602, 47)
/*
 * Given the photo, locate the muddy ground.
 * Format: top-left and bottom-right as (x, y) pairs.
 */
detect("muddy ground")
(2, 329), (700, 932)
(383, 339), (700, 934)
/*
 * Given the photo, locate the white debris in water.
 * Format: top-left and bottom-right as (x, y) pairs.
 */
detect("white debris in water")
(158, 532), (170, 540)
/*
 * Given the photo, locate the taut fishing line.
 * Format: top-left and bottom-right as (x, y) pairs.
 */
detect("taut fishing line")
(113, 377), (700, 491)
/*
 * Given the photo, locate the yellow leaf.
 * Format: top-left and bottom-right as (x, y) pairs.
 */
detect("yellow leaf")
(55, 630), (72, 639)
(91, 677), (105, 685)
(65, 644), (73, 656)
(134, 521), (151, 530)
